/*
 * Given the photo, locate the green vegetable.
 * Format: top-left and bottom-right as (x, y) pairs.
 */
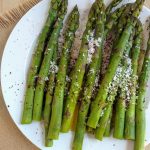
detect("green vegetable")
(21, 0), (63, 124)
(43, 45), (57, 147)
(137, 49), (146, 76)
(104, 107), (113, 137)
(125, 21), (142, 140)
(73, 2), (105, 149)
(48, 6), (79, 140)
(134, 26), (150, 150)
(106, 0), (123, 16)
(87, 0), (145, 129)
(95, 29), (135, 140)
(105, 3), (132, 37)
(87, 20), (134, 129)
(61, 0), (99, 133)
(33, 0), (68, 121)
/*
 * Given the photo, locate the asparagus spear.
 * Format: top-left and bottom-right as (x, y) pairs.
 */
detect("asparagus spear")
(113, 33), (135, 139)
(124, 21), (142, 140)
(105, 5), (126, 36)
(87, 0), (145, 129)
(105, 3), (133, 37)
(47, 6), (79, 140)
(113, 0), (145, 139)
(21, 0), (63, 124)
(106, 0), (123, 16)
(95, 30), (135, 140)
(134, 27), (150, 150)
(113, 63), (132, 139)
(61, 0), (99, 132)
(104, 107), (113, 137)
(33, 0), (68, 121)
(95, 66), (122, 140)
(43, 45), (58, 147)
(87, 20), (135, 128)
(137, 49), (146, 76)
(73, 3), (105, 150)
(105, 0), (145, 37)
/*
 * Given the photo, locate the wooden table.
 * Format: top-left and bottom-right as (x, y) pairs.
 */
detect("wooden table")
(0, 0), (150, 149)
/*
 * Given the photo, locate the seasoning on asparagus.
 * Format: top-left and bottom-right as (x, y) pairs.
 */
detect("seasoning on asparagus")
(124, 21), (142, 140)
(104, 107), (113, 137)
(47, 6), (79, 140)
(87, 0), (145, 129)
(21, 0), (63, 124)
(113, 0), (145, 139)
(73, 2), (105, 149)
(95, 28), (135, 140)
(87, 22), (134, 128)
(113, 57), (132, 139)
(43, 45), (58, 147)
(137, 49), (146, 76)
(33, 0), (68, 121)
(134, 26), (150, 150)
(61, 0), (99, 133)
(105, 3), (132, 37)
(106, 0), (123, 16)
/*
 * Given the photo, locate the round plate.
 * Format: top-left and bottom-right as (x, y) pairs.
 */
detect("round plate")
(1, 0), (150, 149)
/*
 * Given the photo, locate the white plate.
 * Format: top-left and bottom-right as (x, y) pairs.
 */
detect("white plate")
(1, 0), (150, 150)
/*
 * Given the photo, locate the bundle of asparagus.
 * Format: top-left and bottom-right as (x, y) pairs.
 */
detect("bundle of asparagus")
(21, 0), (150, 149)
(21, 0), (64, 124)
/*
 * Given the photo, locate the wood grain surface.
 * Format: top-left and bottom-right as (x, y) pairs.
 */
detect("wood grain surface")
(0, 0), (150, 150)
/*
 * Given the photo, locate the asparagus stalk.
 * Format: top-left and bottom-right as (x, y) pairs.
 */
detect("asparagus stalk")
(137, 49), (146, 76)
(105, 4), (126, 36)
(33, 0), (68, 121)
(113, 44), (134, 139)
(106, 0), (123, 16)
(124, 21), (142, 140)
(72, 3), (105, 150)
(113, 19), (143, 140)
(87, 20), (135, 128)
(104, 107), (113, 137)
(47, 6), (79, 140)
(113, 75), (131, 139)
(43, 45), (58, 147)
(21, 0), (63, 124)
(95, 30), (135, 140)
(61, 0), (99, 132)
(87, 0), (145, 129)
(105, 0), (145, 37)
(134, 27), (150, 150)
(105, 3), (133, 37)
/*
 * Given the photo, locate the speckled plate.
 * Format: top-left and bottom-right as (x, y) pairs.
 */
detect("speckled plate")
(1, 0), (150, 150)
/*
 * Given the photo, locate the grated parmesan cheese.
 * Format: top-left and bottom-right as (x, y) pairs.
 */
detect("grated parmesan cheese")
(49, 61), (58, 74)
(66, 75), (71, 82)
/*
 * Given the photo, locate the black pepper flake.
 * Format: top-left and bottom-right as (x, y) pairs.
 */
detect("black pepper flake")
(9, 85), (13, 89)
(7, 105), (10, 108)
(146, 19), (149, 23)
(9, 72), (12, 75)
